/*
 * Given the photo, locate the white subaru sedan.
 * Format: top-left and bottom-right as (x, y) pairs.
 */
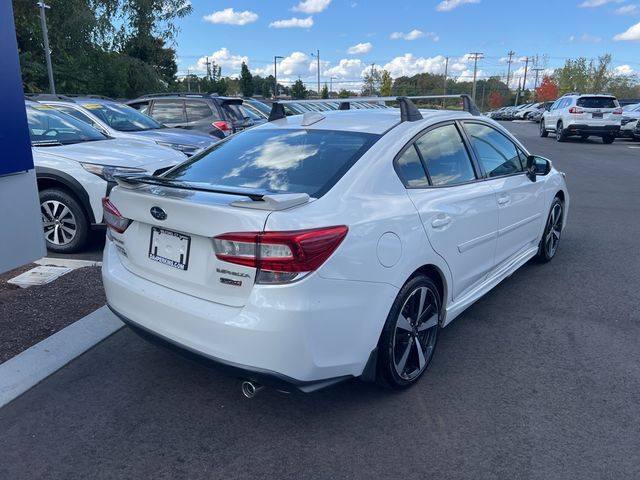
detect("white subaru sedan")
(103, 97), (569, 395)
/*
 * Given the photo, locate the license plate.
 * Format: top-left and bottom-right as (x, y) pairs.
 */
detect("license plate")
(148, 227), (191, 270)
(592, 112), (603, 119)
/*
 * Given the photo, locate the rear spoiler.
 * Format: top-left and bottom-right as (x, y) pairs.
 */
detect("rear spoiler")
(113, 175), (310, 211)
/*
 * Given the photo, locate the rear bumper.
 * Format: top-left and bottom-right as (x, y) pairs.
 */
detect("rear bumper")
(563, 123), (619, 136)
(102, 240), (398, 387)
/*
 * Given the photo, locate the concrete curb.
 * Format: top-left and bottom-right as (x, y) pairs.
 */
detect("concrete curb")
(0, 305), (123, 408)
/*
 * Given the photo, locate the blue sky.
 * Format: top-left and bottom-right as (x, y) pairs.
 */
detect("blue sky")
(172, 0), (640, 90)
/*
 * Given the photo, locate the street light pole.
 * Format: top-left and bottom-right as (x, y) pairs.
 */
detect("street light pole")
(310, 50), (320, 97)
(274, 55), (283, 99)
(36, 1), (55, 94)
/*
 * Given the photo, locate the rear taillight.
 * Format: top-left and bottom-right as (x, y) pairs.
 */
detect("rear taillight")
(213, 226), (348, 284)
(212, 121), (233, 135)
(568, 107), (584, 114)
(102, 197), (131, 234)
(612, 108), (623, 115)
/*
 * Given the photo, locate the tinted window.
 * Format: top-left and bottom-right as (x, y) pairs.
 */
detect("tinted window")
(576, 97), (618, 109)
(465, 123), (524, 178)
(185, 100), (213, 121)
(396, 145), (429, 188)
(81, 102), (161, 131)
(222, 102), (248, 121)
(165, 129), (380, 197)
(129, 101), (150, 114)
(27, 106), (106, 145)
(415, 124), (476, 186)
(152, 100), (185, 123)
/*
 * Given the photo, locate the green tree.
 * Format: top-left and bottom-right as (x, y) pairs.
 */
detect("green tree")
(362, 67), (381, 95)
(261, 81), (272, 98)
(321, 83), (329, 99)
(380, 70), (392, 96)
(338, 89), (350, 98)
(239, 62), (254, 97)
(555, 58), (589, 94)
(291, 79), (307, 99)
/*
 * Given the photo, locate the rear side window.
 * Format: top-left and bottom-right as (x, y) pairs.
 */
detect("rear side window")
(414, 124), (476, 187)
(164, 129), (380, 197)
(222, 102), (247, 121)
(395, 145), (429, 188)
(464, 123), (524, 177)
(576, 97), (618, 109)
(152, 100), (185, 123)
(185, 100), (214, 121)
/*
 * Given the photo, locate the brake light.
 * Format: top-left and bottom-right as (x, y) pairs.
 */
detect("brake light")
(102, 197), (131, 234)
(212, 121), (233, 135)
(612, 108), (623, 115)
(213, 226), (348, 283)
(568, 107), (584, 114)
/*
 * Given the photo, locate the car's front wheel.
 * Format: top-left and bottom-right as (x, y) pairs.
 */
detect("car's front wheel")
(602, 135), (615, 144)
(40, 189), (89, 253)
(555, 122), (566, 142)
(377, 274), (441, 389)
(540, 119), (548, 137)
(537, 197), (564, 263)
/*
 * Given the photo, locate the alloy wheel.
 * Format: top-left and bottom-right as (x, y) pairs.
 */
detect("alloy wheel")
(41, 200), (78, 246)
(392, 286), (439, 381)
(544, 202), (563, 258)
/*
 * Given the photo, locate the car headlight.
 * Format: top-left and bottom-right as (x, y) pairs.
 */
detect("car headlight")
(80, 163), (146, 182)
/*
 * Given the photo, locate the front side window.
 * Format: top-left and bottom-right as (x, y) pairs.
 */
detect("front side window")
(152, 100), (185, 123)
(164, 129), (380, 197)
(464, 123), (524, 178)
(414, 124), (476, 187)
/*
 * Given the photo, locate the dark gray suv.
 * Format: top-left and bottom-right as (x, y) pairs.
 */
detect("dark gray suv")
(127, 93), (254, 140)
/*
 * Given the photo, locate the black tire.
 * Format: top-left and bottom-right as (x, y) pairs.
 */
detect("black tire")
(580, 134), (589, 140)
(602, 135), (615, 144)
(537, 197), (563, 263)
(39, 189), (89, 254)
(555, 122), (566, 142)
(540, 120), (548, 137)
(377, 274), (441, 389)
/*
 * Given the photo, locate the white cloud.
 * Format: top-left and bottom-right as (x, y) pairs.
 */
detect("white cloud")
(614, 21), (640, 40)
(614, 64), (636, 75)
(390, 29), (438, 41)
(616, 4), (639, 14)
(279, 52), (313, 76)
(292, 0), (331, 13)
(382, 54), (449, 77)
(347, 42), (372, 54)
(436, 0), (480, 12)
(324, 58), (367, 78)
(202, 8), (258, 25)
(580, 0), (622, 6)
(269, 16), (314, 28)
(190, 48), (249, 76)
(568, 33), (602, 43)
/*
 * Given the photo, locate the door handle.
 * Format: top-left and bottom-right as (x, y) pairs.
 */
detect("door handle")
(431, 215), (451, 228)
(498, 195), (510, 205)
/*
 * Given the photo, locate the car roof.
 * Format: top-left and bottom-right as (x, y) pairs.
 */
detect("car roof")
(260, 108), (473, 135)
(132, 93), (240, 102)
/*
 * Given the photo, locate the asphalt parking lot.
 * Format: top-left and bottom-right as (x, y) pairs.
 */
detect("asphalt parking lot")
(1, 122), (639, 480)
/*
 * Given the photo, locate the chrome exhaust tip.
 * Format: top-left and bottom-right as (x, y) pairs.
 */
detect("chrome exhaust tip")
(241, 380), (263, 399)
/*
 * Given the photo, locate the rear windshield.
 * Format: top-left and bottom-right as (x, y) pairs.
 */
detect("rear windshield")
(222, 102), (248, 121)
(576, 97), (618, 109)
(164, 128), (380, 197)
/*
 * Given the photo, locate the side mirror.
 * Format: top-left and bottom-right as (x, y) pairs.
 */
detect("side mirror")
(527, 155), (551, 180)
(526, 155), (537, 182)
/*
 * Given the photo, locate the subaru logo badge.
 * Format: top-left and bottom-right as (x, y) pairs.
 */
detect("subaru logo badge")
(150, 206), (167, 221)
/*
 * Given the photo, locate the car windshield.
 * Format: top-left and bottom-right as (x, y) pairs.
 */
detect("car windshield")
(576, 97), (619, 109)
(80, 102), (162, 131)
(27, 106), (107, 145)
(622, 103), (640, 112)
(163, 128), (380, 197)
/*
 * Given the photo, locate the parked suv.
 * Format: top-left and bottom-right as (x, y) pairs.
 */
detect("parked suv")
(540, 93), (622, 143)
(30, 95), (216, 156)
(127, 93), (254, 140)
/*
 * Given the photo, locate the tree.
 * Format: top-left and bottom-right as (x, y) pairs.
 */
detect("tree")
(488, 91), (504, 109)
(291, 79), (307, 99)
(555, 58), (589, 94)
(338, 89), (351, 98)
(362, 67), (382, 95)
(321, 83), (329, 99)
(261, 81), (272, 98)
(536, 75), (559, 101)
(380, 70), (393, 96)
(239, 62), (254, 97)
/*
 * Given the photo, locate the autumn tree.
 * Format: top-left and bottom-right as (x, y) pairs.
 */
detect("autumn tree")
(536, 75), (559, 101)
(488, 91), (504, 109)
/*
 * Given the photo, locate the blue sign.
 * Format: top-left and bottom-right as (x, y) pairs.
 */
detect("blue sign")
(0, 1), (34, 176)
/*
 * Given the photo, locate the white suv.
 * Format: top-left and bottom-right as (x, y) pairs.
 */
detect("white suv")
(540, 93), (622, 143)
(103, 96), (569, 394)
(27, 102), (186, 253)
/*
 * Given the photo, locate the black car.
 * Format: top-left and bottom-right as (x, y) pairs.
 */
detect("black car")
(127, 93), (254, 140)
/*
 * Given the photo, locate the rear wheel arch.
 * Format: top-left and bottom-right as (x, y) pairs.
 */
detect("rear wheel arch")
(410, 264), (447, 321)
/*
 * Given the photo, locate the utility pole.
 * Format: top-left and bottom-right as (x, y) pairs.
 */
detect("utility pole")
(515, 79), (521, 106)
(521, 56), (530, 104)
(205, 57), (211, 80)
(274, 55), (283, 98)
(505, 50), (515, 91)
(37, 1), (55, 94)
(532, 67), (545, 100)
(370, 63), (375, 96)
(469, 52), (484, 101)
(310, 50), (320, 96)
(442, 56), (449, 108)
(187, 69), (191, 91)
(330, 76), (337, 97)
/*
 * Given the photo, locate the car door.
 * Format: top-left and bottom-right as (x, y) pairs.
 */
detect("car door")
(401, 123), (499, 301)
(462, 121), (545, 269)
(149, 99), (186, 128)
